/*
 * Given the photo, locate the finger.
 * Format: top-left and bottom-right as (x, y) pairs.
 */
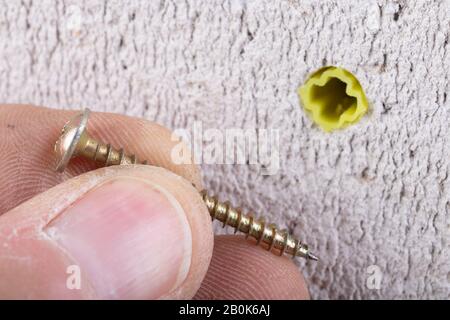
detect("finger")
(193, 235), (309, 300)
(0, 104), (200, 215)
(0, 165), (213, 299)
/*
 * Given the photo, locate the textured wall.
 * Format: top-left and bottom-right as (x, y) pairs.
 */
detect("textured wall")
(0, 0), (448, 299)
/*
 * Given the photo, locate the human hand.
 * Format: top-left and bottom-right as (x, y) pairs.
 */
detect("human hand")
(0, 105), (309, 299)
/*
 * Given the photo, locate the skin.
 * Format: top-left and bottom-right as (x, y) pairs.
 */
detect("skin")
(0, 104), (309, 299)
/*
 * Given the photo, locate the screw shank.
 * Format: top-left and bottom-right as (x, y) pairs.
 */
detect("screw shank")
(55, 109), (316, 261)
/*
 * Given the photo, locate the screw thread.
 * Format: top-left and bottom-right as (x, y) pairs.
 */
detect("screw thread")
(78, 139), (148, 167)
(200, 190), (312, 259)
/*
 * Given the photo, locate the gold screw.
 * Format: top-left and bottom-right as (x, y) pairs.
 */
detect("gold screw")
(54, 109), (318, 261)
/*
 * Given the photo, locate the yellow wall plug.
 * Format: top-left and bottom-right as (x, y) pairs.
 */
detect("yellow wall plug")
(298, 66), (368, 132)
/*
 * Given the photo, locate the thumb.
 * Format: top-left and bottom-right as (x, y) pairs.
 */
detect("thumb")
(0, 165), (213, 299)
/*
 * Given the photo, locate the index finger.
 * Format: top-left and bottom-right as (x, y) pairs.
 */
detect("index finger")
(0, 104), (201, 215)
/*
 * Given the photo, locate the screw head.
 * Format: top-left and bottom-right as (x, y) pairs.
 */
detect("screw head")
(54, 108), (90, 172)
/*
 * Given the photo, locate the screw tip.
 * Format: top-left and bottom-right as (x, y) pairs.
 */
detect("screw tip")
(307, 252), (319, 261)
